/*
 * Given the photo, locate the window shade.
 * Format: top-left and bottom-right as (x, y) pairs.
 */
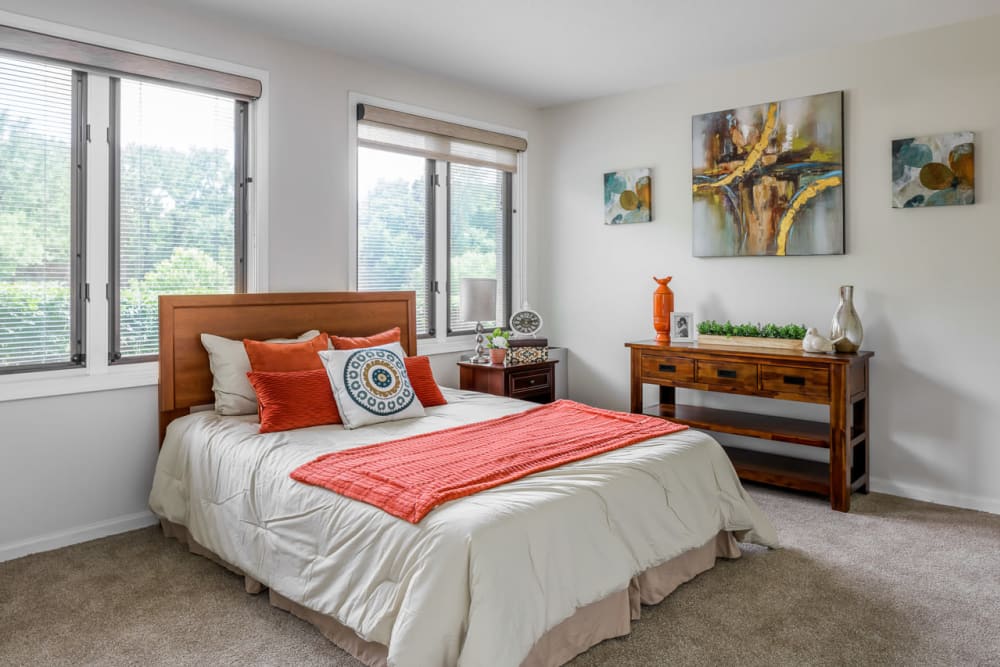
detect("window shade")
(448, 163), (509, 333)
(356, 146), (432, 335)
(357, 103), (526, 173)
(0, 24), (261, 100)
(0, 54), (76, 371)
(113, 78), (239, 359)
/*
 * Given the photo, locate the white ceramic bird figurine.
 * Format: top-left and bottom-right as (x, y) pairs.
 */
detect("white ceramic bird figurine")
(802, 327), (839, 354)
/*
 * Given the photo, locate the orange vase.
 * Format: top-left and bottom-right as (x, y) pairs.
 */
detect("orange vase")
(652, 276), (674, 344)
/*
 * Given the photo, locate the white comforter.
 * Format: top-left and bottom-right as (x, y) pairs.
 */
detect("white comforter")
(149, 389), (778, 667)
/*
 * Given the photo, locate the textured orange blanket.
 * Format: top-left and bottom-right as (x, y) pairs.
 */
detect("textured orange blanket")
(291, 399), (688, 523)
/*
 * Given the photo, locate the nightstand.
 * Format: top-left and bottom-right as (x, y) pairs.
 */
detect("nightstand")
(457, 360), (558, 404)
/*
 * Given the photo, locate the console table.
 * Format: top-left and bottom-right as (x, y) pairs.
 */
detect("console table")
(625, 340), (873, 512)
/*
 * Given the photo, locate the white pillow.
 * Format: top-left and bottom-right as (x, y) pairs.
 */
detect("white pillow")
(200, 330), (321, 415)
(318, 343), (425, 429)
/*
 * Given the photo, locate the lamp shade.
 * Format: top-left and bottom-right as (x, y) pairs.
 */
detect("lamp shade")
(459, 278), (497, 322)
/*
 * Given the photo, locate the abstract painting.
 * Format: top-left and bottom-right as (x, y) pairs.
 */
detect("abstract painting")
(891, 132), (974, 208)
(604, 168), (651, 224)
(692, 91), (844, 256)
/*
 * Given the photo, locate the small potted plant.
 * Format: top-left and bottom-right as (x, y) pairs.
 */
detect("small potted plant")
(485, 328), (511, 364)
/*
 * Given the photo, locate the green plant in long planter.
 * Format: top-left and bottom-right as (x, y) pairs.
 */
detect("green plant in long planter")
(698, 320), (808, 340)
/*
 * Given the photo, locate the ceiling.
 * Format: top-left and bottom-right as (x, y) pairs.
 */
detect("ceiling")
(171, 0), (1000, 107)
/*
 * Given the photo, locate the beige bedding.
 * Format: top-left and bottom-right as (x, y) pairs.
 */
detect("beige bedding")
(149, 388), (777, 666)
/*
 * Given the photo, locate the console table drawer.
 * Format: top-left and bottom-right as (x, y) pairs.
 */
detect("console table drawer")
(696, 359), (758, 391)
(760, 364), (830, 399)
(640, 353), (695, 383)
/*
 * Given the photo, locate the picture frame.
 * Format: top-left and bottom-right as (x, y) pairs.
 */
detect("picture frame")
(671, 312), (694, 343)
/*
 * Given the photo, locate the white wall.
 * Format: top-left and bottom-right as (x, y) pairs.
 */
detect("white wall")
(0, 0), (543, 559)
(536, 17), (1000, 513)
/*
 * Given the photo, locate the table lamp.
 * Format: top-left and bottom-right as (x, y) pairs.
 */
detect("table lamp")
(459, 277), (497, 364)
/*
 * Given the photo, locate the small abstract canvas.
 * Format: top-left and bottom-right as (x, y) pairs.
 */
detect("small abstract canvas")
(891, 132), (974, 208)
(692, 91), (844, 257)
(604, 168), (651, 224)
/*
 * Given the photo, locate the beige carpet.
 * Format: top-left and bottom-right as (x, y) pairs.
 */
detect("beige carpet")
(2, 487), (999, 666)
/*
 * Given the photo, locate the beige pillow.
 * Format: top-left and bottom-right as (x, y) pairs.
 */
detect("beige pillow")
(200, 330), (321, 415)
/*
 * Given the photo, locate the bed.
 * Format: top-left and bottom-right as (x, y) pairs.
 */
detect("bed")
(150, 291), (778, 667)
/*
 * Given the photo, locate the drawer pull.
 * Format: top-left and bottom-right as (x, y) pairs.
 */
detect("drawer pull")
(658, 364), (676, 373)
(529, 379), (536, 384)
(717, 369), (738, 379)
(783, 375), (806, 386)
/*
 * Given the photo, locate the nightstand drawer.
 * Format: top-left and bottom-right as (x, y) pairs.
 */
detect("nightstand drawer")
(696, 359), (758, 392)
(760, 364), (829, 399)
(640, 352), (695, 383)
(509, 369), (552, 396)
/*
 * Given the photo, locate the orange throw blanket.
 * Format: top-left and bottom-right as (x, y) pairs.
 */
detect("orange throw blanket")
(291, 399), (688, 523)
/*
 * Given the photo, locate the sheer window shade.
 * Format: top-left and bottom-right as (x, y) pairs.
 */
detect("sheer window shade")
(357, 104), (526, 173)
(0, 24), (261, 100)
(112, 78), (241, 360)
(0, 54), (79, 372)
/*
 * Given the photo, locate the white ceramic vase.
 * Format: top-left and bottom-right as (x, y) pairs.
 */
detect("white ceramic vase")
(830, 285), (863, 353)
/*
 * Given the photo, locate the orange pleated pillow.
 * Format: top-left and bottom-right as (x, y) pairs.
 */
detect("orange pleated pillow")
(247, 369), (341, 433)
(404, 355), (447, 407)
(329, 327), (401, 351)
(244, 333), (329, 372)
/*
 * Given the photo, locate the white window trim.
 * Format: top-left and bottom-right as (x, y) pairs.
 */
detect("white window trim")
(0, 10), (269, 402)
(347, 92), (527, 357)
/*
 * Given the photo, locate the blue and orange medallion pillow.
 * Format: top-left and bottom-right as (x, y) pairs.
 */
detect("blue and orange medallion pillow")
(318, 342), (425, 429)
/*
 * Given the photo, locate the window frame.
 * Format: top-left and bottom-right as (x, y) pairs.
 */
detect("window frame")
(0, 59), (87, 375)
(348, 92), (526, 356)
(444, 163), (513, 337)
(106, 76), (249, 365)
(0, 13), (268, 401)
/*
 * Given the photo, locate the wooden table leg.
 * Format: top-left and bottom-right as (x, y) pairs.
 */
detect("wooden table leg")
(629, 348), (643, 414)
(829, 365), (850, 512)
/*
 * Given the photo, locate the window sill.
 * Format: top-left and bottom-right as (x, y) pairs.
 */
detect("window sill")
(0, 362), (158, 402)
(417, 335), (478, 358)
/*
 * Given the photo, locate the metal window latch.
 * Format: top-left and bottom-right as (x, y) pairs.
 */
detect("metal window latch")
(431, 280), (441, 294)
(433, 174), (441, 187)
(71, 353), (86, 364)
(84, 283), (90, 302)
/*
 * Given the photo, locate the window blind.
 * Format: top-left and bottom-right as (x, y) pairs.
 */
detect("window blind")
(0, 54), (77, 371)
(113, 78), (239, 360)
(356, 146), (433, 335)
(357, 103), (526, 173)
(448, 163), (510, 333)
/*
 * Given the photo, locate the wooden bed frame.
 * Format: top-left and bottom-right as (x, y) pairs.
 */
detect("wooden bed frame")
(158, 291), (417, 442)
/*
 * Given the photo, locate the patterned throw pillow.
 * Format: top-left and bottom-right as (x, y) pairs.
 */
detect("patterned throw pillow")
(318, 342), (425, 429)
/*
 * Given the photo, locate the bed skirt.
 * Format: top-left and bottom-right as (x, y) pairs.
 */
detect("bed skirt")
(159, 518), (741, 667)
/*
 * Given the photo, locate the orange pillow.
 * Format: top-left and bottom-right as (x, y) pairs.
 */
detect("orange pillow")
(244, 333), (329, 372)
(247, 369), (341, 433)
(329, 327), (401, 351)
(404, 355), (447, 407)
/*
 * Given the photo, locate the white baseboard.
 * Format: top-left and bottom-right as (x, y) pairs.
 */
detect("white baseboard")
(0, 510), (158, 563)
(870, 477), (1000, 515)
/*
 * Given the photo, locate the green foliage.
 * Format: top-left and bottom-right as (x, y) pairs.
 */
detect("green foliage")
(1, 106), (237, 366)
(485, 327), (511, 349)
(697, 319), (808, 340)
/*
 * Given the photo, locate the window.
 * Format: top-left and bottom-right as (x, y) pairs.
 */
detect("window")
(0, 54), (84, 373)
(357, 147), (432, 333)
(0, 25), (260, 382)
(355, 103), (524, 340)
(110, 79), (247, 362)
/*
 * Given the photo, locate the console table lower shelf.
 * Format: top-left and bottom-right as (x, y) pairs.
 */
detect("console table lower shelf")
(628, 340), (873, 512)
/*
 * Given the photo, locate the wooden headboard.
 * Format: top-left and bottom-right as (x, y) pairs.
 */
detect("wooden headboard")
(158, 291), (417, 441)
